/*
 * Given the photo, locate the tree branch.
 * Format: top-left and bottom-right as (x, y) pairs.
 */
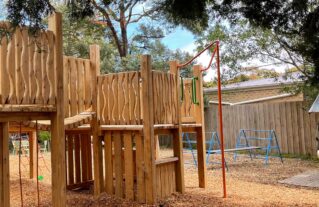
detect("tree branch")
(91, 0), (124, 56)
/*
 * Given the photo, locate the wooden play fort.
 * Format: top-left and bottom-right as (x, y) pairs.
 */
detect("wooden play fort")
(0, 12), (207, 206)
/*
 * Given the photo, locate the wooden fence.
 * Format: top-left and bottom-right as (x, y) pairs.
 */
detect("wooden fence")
(63, 56), (94, 117)
(205, 101), (318, 157)
(0, 24), (56, 105)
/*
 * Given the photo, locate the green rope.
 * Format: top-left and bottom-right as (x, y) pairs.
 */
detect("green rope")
(192, 77), (199, 105)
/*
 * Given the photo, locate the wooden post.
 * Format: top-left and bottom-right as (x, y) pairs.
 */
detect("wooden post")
(0, 122), (9, 207)
(193, 65), (207, 188)
(141, 55), (156, 204)
(29, 130), (37, 179)
(90, 45), (104, 195)
(169, 60), (185, 193)
(48, 12), (66, 207)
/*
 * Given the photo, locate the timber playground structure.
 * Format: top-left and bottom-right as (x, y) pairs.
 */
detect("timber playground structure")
(0, 12), (208, 206)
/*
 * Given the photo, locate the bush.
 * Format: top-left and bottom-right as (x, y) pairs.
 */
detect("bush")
(38, 131), (51, 143)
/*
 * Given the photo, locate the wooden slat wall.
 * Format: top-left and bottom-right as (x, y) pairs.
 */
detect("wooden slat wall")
(180, 78), (202, 124)
(98, 72), (141, 125)
(204, 101), (319, 156)
(0, 25), (56, 105)
(152, 71), (177, 124)
(156, 162), (176, 199)
(63, 56), (93, 118)
(66, 133), (93, 189)
(102, 131), (143, 201)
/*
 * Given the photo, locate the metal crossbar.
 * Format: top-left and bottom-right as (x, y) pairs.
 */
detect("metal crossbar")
(182, 132), (227, 169)
(234, 129), (284, 165)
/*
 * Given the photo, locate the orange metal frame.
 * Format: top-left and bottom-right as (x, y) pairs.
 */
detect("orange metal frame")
(177, 40), (227, 198)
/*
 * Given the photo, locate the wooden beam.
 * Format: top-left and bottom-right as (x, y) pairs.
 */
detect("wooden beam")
(0, 122), (9, 207)
(48, 12), (66, 207)
(193, 66), (207, 188)
(0, 112), (53, 121)
(141, 55), (156, 204)
(90, 45), (104, 195)
(169, 60), (185, 193)
(29, 130), (37, 179)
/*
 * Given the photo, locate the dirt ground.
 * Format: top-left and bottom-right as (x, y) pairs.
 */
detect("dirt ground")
(9, 152), (319, 207)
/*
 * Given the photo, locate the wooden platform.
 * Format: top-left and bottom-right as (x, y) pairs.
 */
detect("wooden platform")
(25, 111), (96, 130)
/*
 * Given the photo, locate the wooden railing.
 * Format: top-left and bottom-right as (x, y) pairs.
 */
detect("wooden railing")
(152, 71), (178, 124)
(97, 70), (178, 125)
(0, 24), (56, 106)
(63, 56), (93, 117)
(98, 71), (141, 125)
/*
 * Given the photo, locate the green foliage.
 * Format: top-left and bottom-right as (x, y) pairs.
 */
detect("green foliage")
(6, 0), (54, 31)
(38, 131), (51, 143)
(161, 0), (319, 89)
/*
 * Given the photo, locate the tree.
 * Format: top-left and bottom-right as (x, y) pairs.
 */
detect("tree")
(160, 0), (319, 87)
(5, 0), (167, 68)
(65, 0), (165, 65)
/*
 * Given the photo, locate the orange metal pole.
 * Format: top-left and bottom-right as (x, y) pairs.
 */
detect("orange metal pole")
(216, 41), (227, 198)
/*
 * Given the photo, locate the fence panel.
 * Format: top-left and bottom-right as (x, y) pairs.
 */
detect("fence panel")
(205, 101), (318, 156)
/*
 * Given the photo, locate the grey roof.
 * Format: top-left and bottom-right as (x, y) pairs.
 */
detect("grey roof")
(204, 72), (303, 93)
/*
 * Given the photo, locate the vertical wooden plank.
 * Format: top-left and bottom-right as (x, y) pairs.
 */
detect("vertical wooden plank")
(81, 134), (88, 182)
(104, 131), (113, 194)
(279, 103), (288, 153)
(291, 102), (300, 154)
(274, 103), (283, 152)
(0, 122), (9, 207)
(297, 102), (306, 155)
(63, 58), (70, 117)
(87, 135), (93, 180)
(193, 65), (207, 188)
(114, 132), (123, 198)
(21, 29), (30, 104)
(77, 60), (85, 112)
(98, 76), (105, 124)
(15, 28), (23, 104)
(49, 12), (66, 207)
(46, 31), (55, 104)
(156, 166), (161, 199)
(7, 30), (16, 104)
(29, 35), (36, 104)
(170, 61), (186, 192)
(141, 55), (156, 204)
(302, 102), (311, 155)
(34, 34), (43, 104)
(135, 132), (145, 202)
(41, 32), (49, 104)
(0, 36), (8, 104)
(285, 102), (293, 154)
(74, 135), (81, 183)
(70, 58), (78, 116)
(124, 132), (134, 200)
(29, 130), (37, 179)
(84, 60), (92, 109)
(67, 135), (74, 185)
(90, 45), (104, 195)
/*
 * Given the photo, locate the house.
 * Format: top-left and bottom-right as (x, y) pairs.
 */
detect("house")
(204, 72), (304, 105)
